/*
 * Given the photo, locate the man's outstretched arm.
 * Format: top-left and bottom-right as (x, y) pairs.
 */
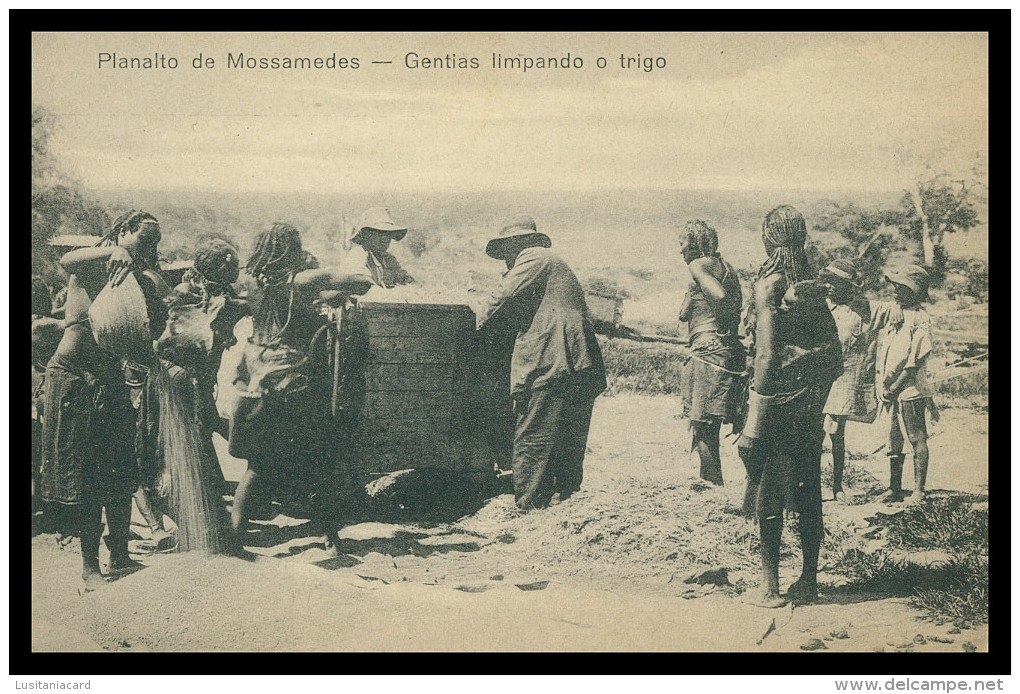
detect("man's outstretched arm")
(475, 250), (546, 331)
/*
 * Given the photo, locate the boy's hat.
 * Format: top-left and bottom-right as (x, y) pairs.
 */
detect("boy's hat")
(818, 259), (864, 288)
(884, 264), (930, 300)
(485, 215), (551, 259)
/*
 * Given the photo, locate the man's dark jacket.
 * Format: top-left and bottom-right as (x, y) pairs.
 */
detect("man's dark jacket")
(476, 246), (607, 398)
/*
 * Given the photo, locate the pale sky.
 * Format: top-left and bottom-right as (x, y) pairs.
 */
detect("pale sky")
(32, 32), (988, 194)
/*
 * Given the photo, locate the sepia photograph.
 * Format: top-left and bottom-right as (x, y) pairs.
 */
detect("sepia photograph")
(27, 29), (990, 657)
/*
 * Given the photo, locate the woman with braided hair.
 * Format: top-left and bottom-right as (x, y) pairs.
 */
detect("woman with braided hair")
(738, 205), (842, 608)
(41, 210), (169, 592)
(677, 220), (745, 486)
(228, 222), (372, 557)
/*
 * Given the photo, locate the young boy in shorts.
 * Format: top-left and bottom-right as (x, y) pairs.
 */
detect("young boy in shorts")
(875, 264), (938, 504)
(818, 260), (901, 502)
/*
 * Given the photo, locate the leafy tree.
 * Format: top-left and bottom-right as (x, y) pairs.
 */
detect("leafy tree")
(810, 200), (903, 289)
(887, 145), (985, 285)
(31, 106), (109, 283)
(899, 173), (980, 280)
(32, 106), (59, 194)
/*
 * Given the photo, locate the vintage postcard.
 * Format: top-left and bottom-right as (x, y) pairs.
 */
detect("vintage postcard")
(29, 31), (989, 656)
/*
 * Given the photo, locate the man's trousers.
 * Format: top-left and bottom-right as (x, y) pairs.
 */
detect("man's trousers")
(512, 379), (597, 509)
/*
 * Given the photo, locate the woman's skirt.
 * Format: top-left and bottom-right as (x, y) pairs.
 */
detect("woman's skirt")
(680, 331), (747, 424)
(40, 360), (137, 505)
(743, 384), (828, 517)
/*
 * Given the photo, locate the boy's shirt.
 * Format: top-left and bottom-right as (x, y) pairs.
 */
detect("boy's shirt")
(876, 306), (933, 401)
(824, 298), (901, 420)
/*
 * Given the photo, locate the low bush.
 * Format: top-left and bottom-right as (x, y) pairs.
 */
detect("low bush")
(599, 337), (687, 397)
(820, 460), (882, 495)
(404, 227), (442, 258)
(884, 497), (988, 554)
(826, 497), (988, 626)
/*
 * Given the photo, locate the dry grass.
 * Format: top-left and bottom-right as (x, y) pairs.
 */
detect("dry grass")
(825, 497), (988, 626)
(884, 497), (988, 554)
(598, 337), (687, 397)
(820, 460), (883, 496)
(454, 478), (808, 594)
(934, 369), (988, 412)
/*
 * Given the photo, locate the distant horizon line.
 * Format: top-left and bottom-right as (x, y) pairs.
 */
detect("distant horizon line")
(90, 184), (906, 197)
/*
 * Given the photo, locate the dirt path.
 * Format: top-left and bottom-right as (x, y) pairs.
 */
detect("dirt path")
(31, 394), (988, 652)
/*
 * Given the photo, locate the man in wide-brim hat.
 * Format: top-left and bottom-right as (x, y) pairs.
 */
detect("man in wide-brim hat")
(475, 215), (606, 510)
(484, 215), (551, 262)
(339, 207), (414, 289)
(817, 258), (903, 503)
(352, 206), (409, 243)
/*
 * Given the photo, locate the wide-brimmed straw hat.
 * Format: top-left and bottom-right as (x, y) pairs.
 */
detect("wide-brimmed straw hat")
(485, 215), (551, 259)
(818, 259), (864, 288)
(884, 264), (930, 300)
(352, 207), (407, 243)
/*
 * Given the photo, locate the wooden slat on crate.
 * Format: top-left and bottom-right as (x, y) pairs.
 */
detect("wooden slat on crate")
(349, 301), (510, 478)
(363, 314), (469, 338)
(366, 348), (459, 365)
(364, 372), (456, 391)
(366, 335), (460, 353)
(359, 302), (477, 312)
(356, 417), (453, 434)
(354, 429), (454, 450)
(364, 363), (456, 380)
(362, 391), (456, 416)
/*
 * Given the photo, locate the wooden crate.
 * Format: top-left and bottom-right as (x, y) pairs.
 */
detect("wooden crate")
(351, 302), (513, 481)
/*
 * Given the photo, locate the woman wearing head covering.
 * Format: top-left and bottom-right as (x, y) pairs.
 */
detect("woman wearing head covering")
(41, 210), (169, 592)
(738, 205), (843, 608)
(676, 220), (745, 486)
(160, 238), (250, 438)
(228, 222), (372, 557)
(817, 259), (902, 503)
(130, 239), (252, 553)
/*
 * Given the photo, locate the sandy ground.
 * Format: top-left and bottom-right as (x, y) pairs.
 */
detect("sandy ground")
(31, 394), (988, 653)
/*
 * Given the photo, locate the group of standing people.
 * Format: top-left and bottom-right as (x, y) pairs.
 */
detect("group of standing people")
(32, 201), (937, 609)
(677, 205), (937, 607)
(32, 206), (420, 589)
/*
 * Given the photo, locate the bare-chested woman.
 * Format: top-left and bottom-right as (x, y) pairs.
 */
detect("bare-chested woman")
(41, 210), (169, 591)
(228, 222), (371, 557)
(677, 220), (745, 485)
(738, 206), (842, 607)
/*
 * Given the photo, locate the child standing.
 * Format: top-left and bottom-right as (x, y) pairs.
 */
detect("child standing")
(875, 264), (937, 504)
(818, 260), (901, 502)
